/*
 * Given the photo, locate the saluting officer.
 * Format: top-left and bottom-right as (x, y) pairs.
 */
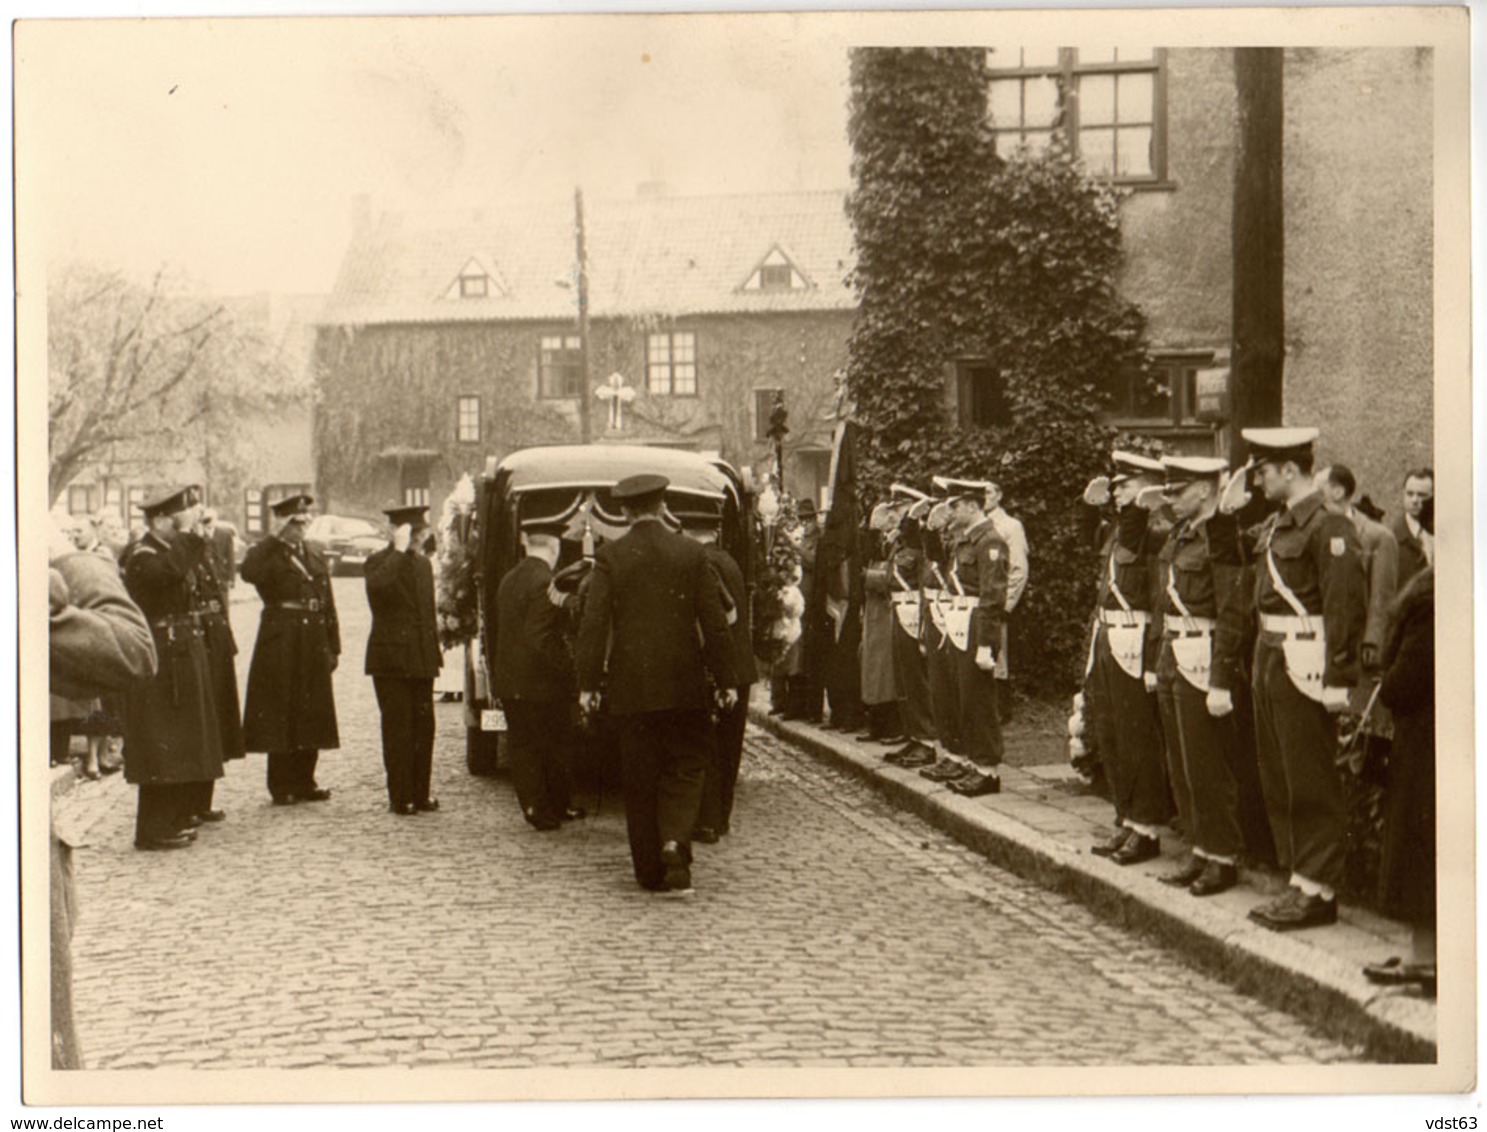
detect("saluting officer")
(492, 508), (582, 831)
(365, 505), (443, 816)
(119, 486), (224, 850)
(901, 497), (961, 773)
(883, 487), (938, 767)
(240, 494), (340, 806)
(922, 477), (1010, 797)
(574, 474), (738, 897)
(676, 505), (757, 843)
(1225, 428), (1366, 931)
(1083, 451), (1171, 865)
(1151, 456), (1247, 896)
(186, 517), (244, 826)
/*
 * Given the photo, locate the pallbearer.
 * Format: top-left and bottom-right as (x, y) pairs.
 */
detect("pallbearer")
(1152, 456), (1246, 896)
(240, 494), (340, 806)
(119, 485), (224, 850)
(1227, 428), (1366, 931)
(1082, 451), (1170, 865)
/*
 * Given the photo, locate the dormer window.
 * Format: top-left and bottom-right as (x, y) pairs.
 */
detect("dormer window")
(442, 256), (503, 301)
(740, 245), (811, 293)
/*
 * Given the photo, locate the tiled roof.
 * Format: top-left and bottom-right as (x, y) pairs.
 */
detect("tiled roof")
(320, 190), (856, 326)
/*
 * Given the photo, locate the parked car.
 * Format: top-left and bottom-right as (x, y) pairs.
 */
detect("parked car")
(303, 514), (389, 576)
(464, 444), (754, 777)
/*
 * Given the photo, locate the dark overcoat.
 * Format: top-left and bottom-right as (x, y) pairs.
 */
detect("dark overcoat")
(119, 532), (225, 785)
(1376, 570), (1436, 924)
(363, 545), (441, 679)
(574, 518), (737, 715)
(240, 535), (340, 752)
(704, 544), (758, 689)
(493, 555), (575, 702)
(193, 554), (244, 760)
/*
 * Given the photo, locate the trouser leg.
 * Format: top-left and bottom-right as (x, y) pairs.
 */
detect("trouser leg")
(926, 626), (962, 754)
(892, 621), (936, 744)
(1095, 627), (1170, 829)
(655, 709), (709, 851)
(619, 716), (664, 889)
(956, 646), (1002, 769)
(1264, 648), (1347, 890)
(1172, 675), (1244, 862)
(1155, 648), (1192, 838)
(266, 753), (298, 800)
(1252, 642), (1294, 874)
(135, 784), (178, 843)
(408, 679), (435, 804)
(374, 677), (412, 807)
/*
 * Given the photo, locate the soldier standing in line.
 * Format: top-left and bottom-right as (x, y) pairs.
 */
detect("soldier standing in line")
(185, 515), (243, 825)
(1224, 428), (1367, 931)
(364, 505), (443, 816)
(240, 494), (340, 806)
(1082, 451), (1171, 866)
(906, 496), (963, 774)
(678, 506), (757, 843)
(202, 508), (236, 594)
(492, 509), (583, 831)
(882, 487), (937, 767)
(1150, 456), (1247, 897)
(119, 486), (224, 850)
(920, 478), (1010, 798)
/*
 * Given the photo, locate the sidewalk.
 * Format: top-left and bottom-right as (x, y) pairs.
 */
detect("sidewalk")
(749, 704), (1437, 1063)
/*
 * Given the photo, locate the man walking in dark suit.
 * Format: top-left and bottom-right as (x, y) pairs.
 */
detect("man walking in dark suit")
(676, 507), (757, 843)
(493, 511), (583, 831)
(240, 494), (340, 805)
(364, 505), (443, 815)
(575, 474), (738, 896)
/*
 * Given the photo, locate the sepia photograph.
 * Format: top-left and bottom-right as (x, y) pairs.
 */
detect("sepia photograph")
(13, 2), (1475, 1119)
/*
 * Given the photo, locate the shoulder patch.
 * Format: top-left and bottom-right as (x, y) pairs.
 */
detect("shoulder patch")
(1330, 537), (1345, 557)
(132, 545), (157, 555)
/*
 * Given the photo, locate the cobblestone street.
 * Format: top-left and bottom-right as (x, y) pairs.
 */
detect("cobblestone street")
(65, 579), (1365, 1070)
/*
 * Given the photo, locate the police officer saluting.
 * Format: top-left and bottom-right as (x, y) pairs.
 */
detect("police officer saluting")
(187, 511), (244, 825)
(365, 505), (443, 816)
(120, 485), (224, 850)
(240, 494), (340, 806)
(1225, 428), (1366, 930)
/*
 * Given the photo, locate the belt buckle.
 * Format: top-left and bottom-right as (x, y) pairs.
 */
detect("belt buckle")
(307, 599), (321, 613)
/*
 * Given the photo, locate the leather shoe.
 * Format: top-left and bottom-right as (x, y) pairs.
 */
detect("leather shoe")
(919, 760), (972, 783)
(135, 833), (194, 851)
(562, 807), (587, 821)
(1362, 958), (1437, 995)
(196, 809), (227, 823)
(885, 741), (926, 763)
(1248, 887), (1301, 924)
(1091, 827), (1132, 857)
(390, 802), (417, 815)
(947, 770), (1001, 797)
(415, 799), (440, 812)
(180, 814), (203, 829)
(1254, 892), (1337, 931)
(300, 788), (332, 803)
(1189, 861), (1238, 897)
(659, 841), (693, 895)
(877, 734), (907, 747)
(1158, 857), (1206, 887)
(692, 826), (720, 844)
(1111, 833), (1160, 865)
(895, 748), (939, 769)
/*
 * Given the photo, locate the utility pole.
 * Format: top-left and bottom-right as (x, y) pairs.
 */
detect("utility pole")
(575, 187), (593, 444)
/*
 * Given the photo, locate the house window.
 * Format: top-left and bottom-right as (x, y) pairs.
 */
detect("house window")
(244, 488), (263, 536)
(1104, 351), (1213, 425)
(67, 485), (97, 516)
(754, 388), (785, 442)
(539, 335), (584, 399)
(403, 487), (430, 507)
(951, 361), (1012, 430)
(758, 264), (794, 291)
(459, 273), (489, 299)
(457, 395), (482, 443)
(987, 47), (1167, 183)
(646, 331), (697, 396)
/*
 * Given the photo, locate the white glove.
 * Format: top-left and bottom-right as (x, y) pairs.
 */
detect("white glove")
(1218, 461), (1254, 515)
(1143, 672), (1158, 693)
(1206, 688), (1234, 717)
(975, 645), (995, 671)
(1322, 686), (1350, 714)
(1082, 476), (1112, 508)
(392, 523), (413, 552)
(546, 581), (568, 609)
(579, 690), (601, 715)
(718, 687), (739, 711)
(1135, 485), (1168, 512)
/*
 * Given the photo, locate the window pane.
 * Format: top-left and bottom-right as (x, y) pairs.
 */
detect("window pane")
(989, 78), (1023, 127)
(673, 333), (695, 363)
(1079, 74), (1116, 126)
(542, 336), (562, 351)
(1117, 126), (1154, 177)
(1022, 129), (1056, 157)
(647, 364), (670, 395)
(1117, 72), (1154, 125)
(1081, 127), (1116, 175)
(673, 364), (697, 396)
(648, 334), (670, 363)
(565, 365), (584, 398)
(565, 336), (582, 350)
(1023, 75), (1061, 128)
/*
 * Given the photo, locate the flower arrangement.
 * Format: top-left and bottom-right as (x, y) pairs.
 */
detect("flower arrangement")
(752, 495), (806, 667)
(434, 474), (479, 651)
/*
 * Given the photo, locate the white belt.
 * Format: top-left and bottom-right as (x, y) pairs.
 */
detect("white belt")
(1098, 609), (1149, 628)
(923, 588), (943, 602)
(1260, 613), (1319, 638)
(1164, 614), (1215, 636)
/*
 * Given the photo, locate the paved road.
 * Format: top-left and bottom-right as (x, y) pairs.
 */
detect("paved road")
(66, 578), (1363, 1069)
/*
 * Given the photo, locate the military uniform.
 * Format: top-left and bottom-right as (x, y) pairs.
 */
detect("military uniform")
(1085, 452), (1170, 863)
(240, 496), (341, 803)
(950, 515), (1009, 772)
(921, 516), (962, 765)
(696, 540), (758, 838)
(186, 546), (243, 822)
(365, 505), (443, 814)
(887, 506), (936, 757)
(120, 490), (225, 849)
(1240, 431), (1366, 924)
(1152, 457), (1247, 895)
